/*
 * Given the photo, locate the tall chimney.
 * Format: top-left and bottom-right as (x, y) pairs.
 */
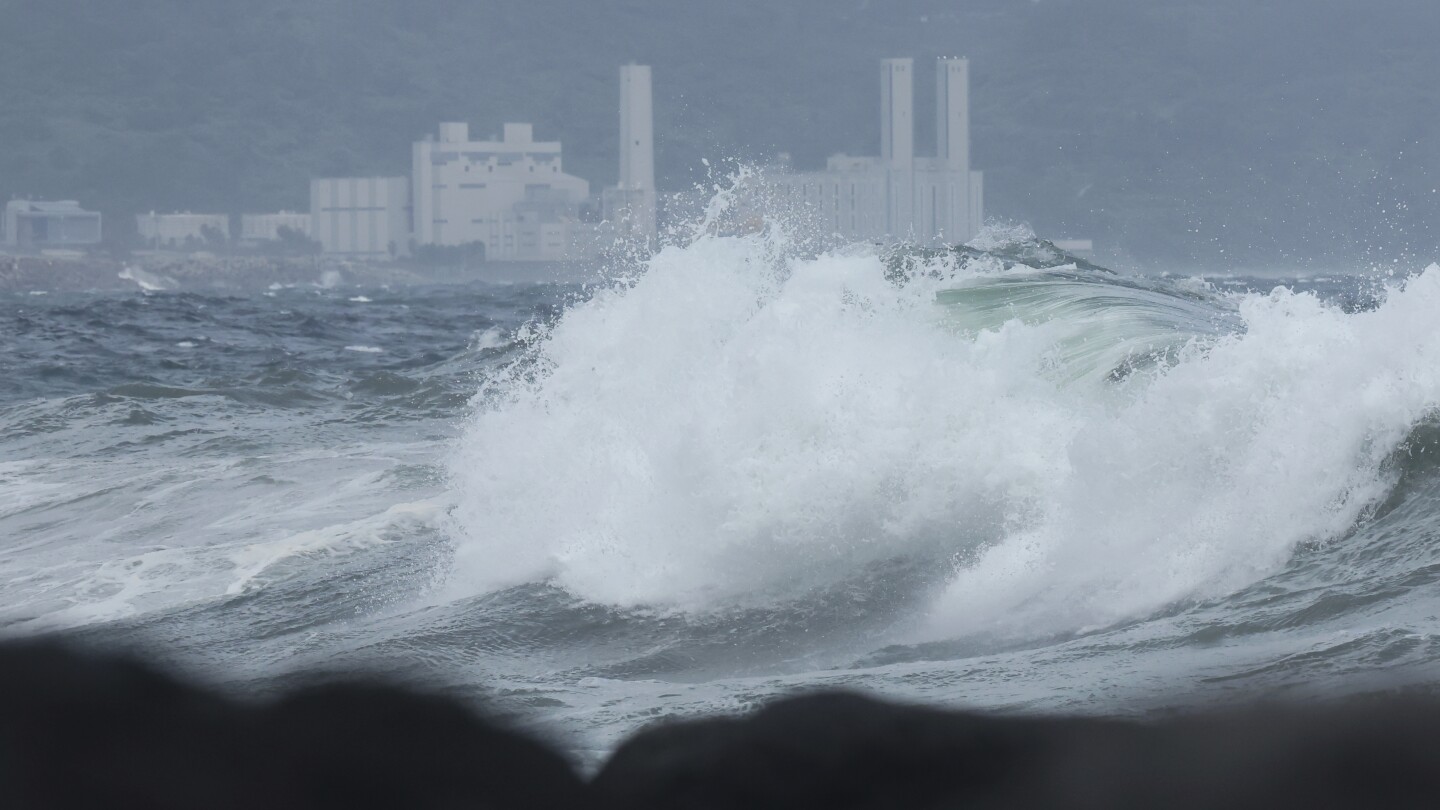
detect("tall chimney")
(618, 64), (657, 241)
(880, 58), (914, 170)
(936, 58), (970, 173)
(620, 65), (655, 192)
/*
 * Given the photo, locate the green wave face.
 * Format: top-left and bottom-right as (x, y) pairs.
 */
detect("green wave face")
(890, 238), (1242, 385)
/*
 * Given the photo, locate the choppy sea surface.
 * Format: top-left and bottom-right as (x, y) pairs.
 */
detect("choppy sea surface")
(5, 229), (1440, 759)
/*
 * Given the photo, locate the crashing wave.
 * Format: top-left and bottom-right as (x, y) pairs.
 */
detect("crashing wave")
(444, 222), (1440, 648)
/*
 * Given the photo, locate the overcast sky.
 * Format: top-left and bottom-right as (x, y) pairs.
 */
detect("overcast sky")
(2, 0), (1437, 267)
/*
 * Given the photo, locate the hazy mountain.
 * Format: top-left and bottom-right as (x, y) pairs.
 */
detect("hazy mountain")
(2, 0), (1436, 268)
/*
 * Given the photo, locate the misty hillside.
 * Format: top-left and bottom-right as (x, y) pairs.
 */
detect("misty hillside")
(2, 0), (1437, 267)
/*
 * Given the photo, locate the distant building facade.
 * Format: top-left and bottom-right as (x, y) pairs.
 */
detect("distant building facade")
(767, 57), (984, 245)
(4, 200), (102, 249)
(411, 122), (589, 261)
(240, 212), (312, 242)
(308, 65), (655, 263)
(310, 177), (410, 258)
(137, 212), (229, 248)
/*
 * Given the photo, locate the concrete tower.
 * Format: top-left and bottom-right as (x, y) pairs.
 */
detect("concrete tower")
(762, 56), (984, 245)
(616, 63), (657, 242)
(936, 57), (975, 240)
(936, 58), (969, 173)
(880, 58), (915, 235)
(880, 58), (914, 169)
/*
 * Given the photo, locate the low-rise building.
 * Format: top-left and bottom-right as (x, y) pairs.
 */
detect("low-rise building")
(240, 212), (312, 242)
(137, 212), (229, 249)
(4, 200), (103, 250)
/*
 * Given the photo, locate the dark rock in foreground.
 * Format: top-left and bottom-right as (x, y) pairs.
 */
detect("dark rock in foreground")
(0, 641), (588, 810)
(3, 639), (1439, 809)
(600, 691), (1440, 809)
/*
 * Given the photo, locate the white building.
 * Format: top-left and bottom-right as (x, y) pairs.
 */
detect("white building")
(768, 57), (984, 245)
(310, 177), (410, 258)
(602, 64), (658, 245)
(307, 64), (657, 262)
(136, 212), (228, 248)
(240, 212), (312, 242)
(4, 200), (102, 249)
(411, 122), (589, 261)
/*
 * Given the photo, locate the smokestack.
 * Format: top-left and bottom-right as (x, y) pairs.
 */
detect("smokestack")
(619, 65), (655, 193)
(880, 58), (914, 170)
(618, 64), (657, 242)
(936, 58), (970, 173)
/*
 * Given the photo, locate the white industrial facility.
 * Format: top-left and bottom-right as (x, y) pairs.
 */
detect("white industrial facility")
(412, 122), (590, 261)
(4, 200), (102, 250)
(8, 59), (991, 260)
(767, 57), (984, 244)
(310, 177), (410, 258)
(311, 64), (657, 262)
(303, 57), (981, 261)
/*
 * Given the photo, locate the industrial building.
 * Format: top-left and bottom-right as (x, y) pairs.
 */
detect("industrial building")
(310, 177), (410, 258)
(309, 64), (657, 262)
(411, 122), (589, 261)
(136, 212), (229, 249)
(767, 57), (984, 245)
(4, 200), (102, 250)
(240, 212), (312, 243)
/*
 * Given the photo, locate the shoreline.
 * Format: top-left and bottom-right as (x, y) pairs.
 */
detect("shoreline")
(0, 254), (607, 294)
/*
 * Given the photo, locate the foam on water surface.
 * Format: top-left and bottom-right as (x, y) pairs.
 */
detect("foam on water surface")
(446, 226), (1440, 646)
(7, 219), (1440, 757)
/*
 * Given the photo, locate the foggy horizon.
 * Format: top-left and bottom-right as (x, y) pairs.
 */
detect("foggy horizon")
(2, 0), (1438, 268)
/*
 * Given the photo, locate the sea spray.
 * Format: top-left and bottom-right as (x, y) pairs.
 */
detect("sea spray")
(925, 267), (1440, 639)
(446, 225), (1440, 645)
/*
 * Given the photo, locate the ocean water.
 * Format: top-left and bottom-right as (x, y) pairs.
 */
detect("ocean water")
(4, 228), (1440, 760)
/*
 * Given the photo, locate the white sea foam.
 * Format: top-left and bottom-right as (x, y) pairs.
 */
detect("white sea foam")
(446, 221), (1440, 642)
(0, 439), (450, 631)
(118, 266), (177, 292)
(924, 270), (1440, 638)
(472, 327), (507, 351)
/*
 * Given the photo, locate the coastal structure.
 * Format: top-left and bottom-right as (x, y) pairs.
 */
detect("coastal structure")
(4, 200), (102, 250)
(240, 212), (312, 243)
(309, 64), (656, 262)
(136, 212), (228, 248)
(601, 64), (658, 245)
(767, 57), (983, 245)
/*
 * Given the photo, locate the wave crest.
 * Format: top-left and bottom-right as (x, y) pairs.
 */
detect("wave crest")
(445, 227), (1440, 643)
